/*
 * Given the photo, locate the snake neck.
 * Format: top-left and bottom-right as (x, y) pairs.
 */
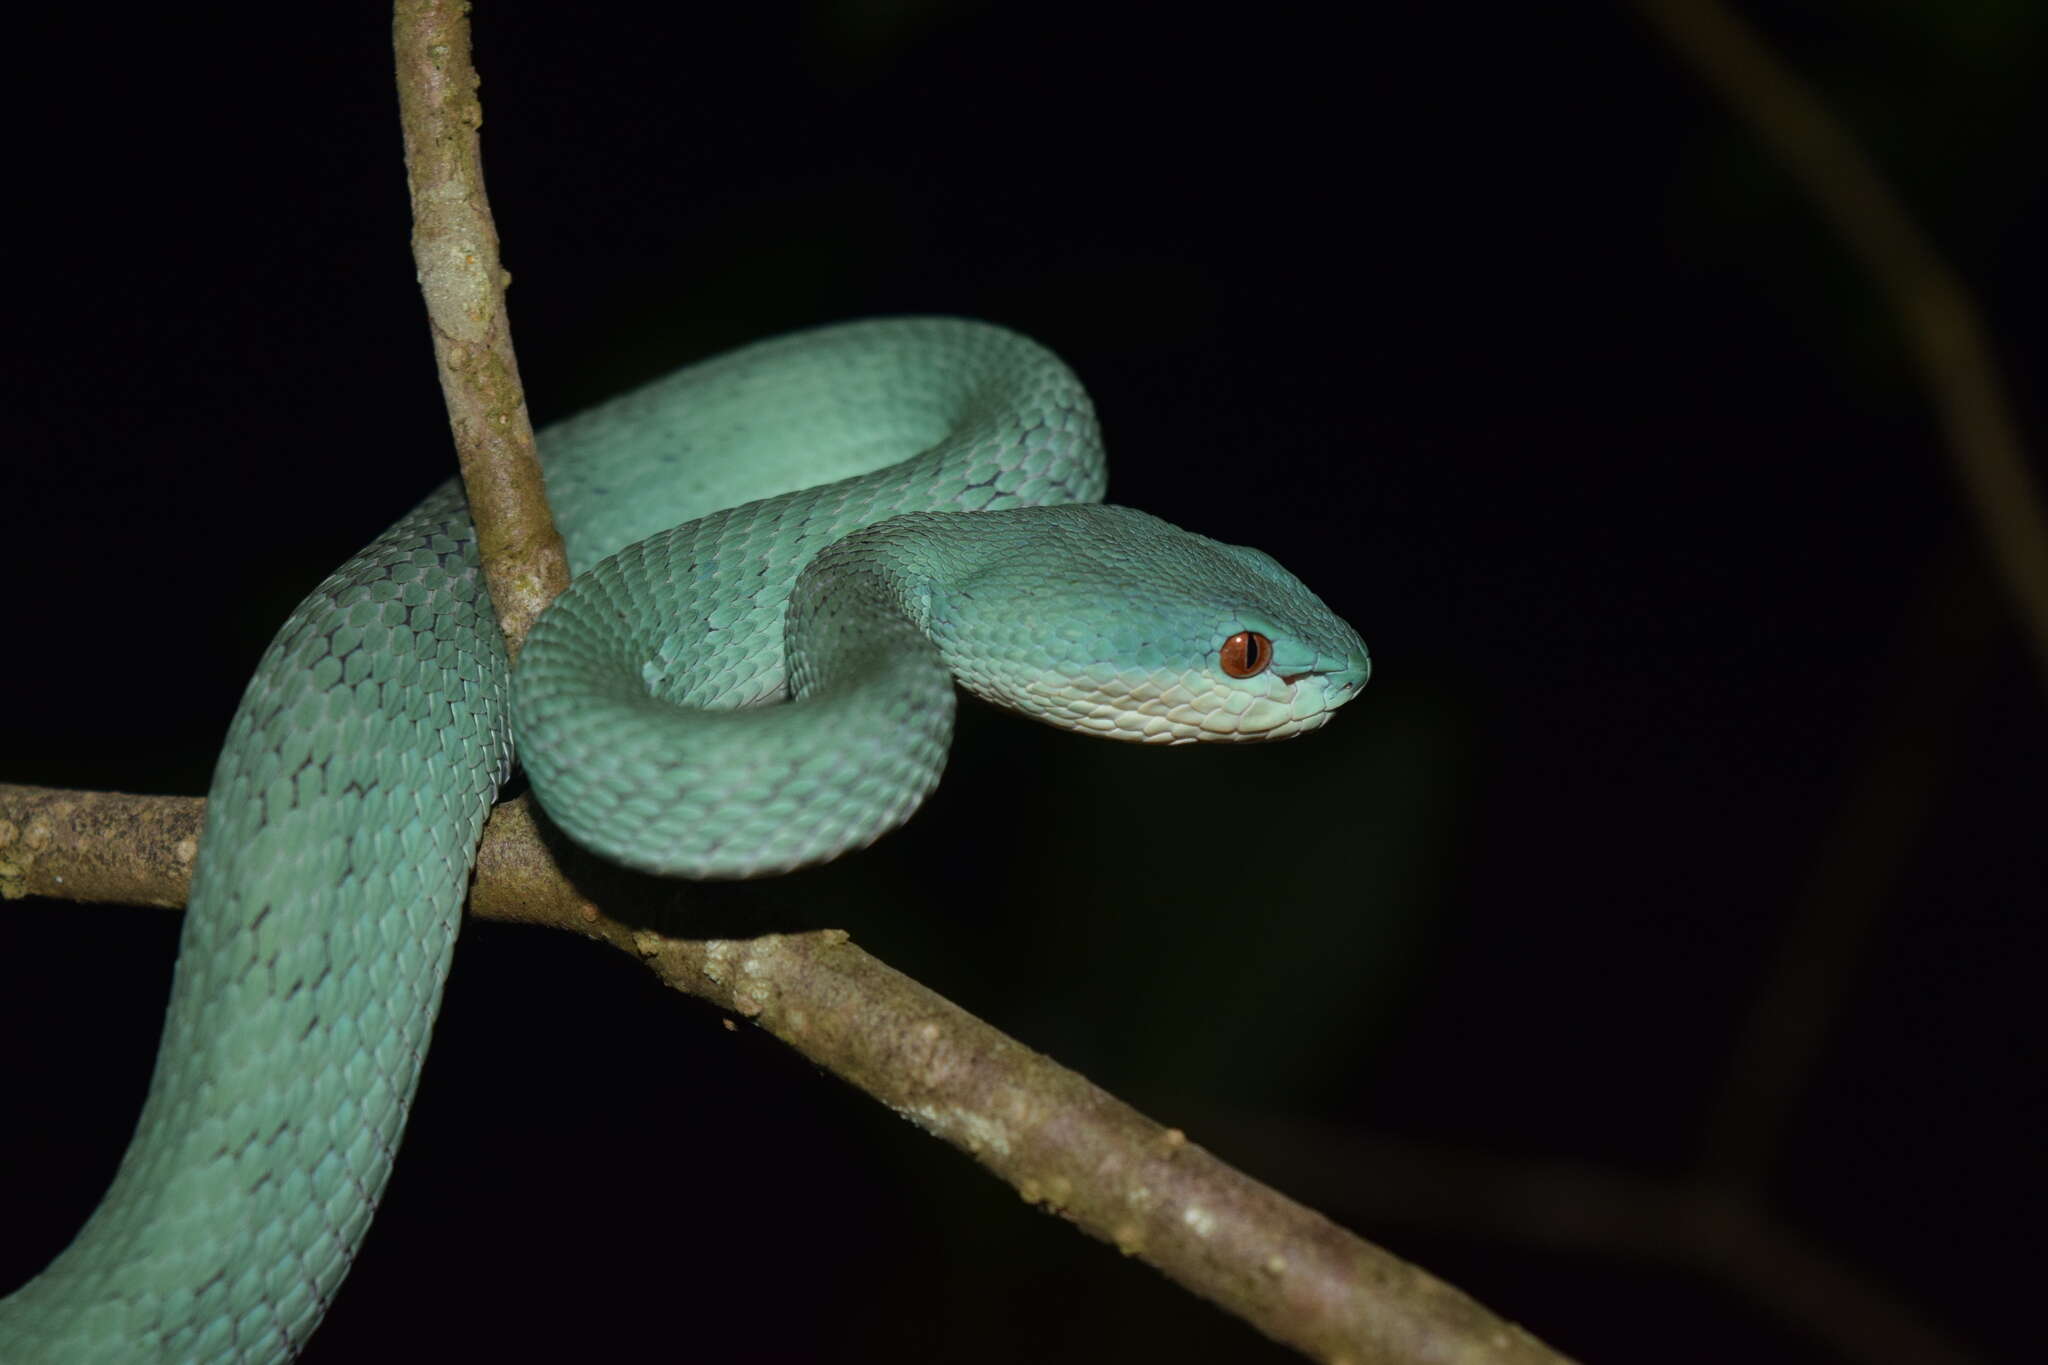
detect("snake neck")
(513, 511), (971, 881)
(783, 517), (948, 701)
(786, 502), (1373, 746)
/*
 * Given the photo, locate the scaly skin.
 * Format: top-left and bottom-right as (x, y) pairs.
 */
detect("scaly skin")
(1, 319), (1368, 1361)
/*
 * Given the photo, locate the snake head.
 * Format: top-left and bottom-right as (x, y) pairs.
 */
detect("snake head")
(920, 503), (1369, 744)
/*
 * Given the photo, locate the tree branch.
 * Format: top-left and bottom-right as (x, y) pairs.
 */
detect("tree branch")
(1206, 1115), (1986, 1365)
(0, 782), (1572, 1365)
(2, 7), (1589, 1361)
(1631, 0), (2048, 690)
(393, 0), (570, 656)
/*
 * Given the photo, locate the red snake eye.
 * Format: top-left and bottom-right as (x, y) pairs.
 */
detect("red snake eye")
(1219, 630), (1272, 679)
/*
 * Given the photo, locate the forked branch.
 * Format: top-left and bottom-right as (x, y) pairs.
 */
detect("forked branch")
(0, 783), (1569, 1365)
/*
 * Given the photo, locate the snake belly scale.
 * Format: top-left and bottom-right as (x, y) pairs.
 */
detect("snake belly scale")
(1, 318), (1369, 1360)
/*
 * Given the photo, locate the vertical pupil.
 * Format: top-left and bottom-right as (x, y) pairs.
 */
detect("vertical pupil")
(1221, 631), (1267, 677)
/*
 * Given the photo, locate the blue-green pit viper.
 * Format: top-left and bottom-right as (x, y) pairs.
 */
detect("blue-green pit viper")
(0, 318), (1369, 1360)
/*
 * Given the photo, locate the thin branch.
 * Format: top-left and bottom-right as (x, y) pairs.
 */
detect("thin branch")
(1697, 545), (1997, 1185)
(0, 781), (1571, 1365)
(1204, 1116), (1986, 1365)
(1631, 0), (2048, 689)
(391, 6), (1570, 1359)
(0, 786), (203, 909)
(393, 0), (570, 656)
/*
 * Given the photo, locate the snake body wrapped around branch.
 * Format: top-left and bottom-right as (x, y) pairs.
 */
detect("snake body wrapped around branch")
(0, 319), (1368, 1360)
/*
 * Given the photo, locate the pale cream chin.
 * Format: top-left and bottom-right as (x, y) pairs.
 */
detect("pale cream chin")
(993, 671), (1341, 744)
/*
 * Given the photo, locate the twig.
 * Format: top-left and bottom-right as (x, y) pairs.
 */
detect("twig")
(1697, 546), (1997, 1185)
(1630, 0), (2048, 688)
(393, 0), (570, 655)
(0, 782), (1573, 1365)
(1204, 1115), (1985, 1365)
(394, 6), (1574, 1359)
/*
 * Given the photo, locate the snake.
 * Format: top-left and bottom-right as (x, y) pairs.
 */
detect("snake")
(0, 318), (1369, 1361)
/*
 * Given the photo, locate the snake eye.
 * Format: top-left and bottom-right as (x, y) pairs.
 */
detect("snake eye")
(1219, 630), (1272, 679)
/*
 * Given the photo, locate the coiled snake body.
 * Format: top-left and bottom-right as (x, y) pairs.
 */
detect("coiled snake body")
(0, 319), (1368, 1360)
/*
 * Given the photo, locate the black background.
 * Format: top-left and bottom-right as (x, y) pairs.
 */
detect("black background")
(3, 4), (2041, 1362)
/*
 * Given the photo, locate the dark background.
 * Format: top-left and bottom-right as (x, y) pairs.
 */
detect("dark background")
(3, 3), (2040, 1362)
